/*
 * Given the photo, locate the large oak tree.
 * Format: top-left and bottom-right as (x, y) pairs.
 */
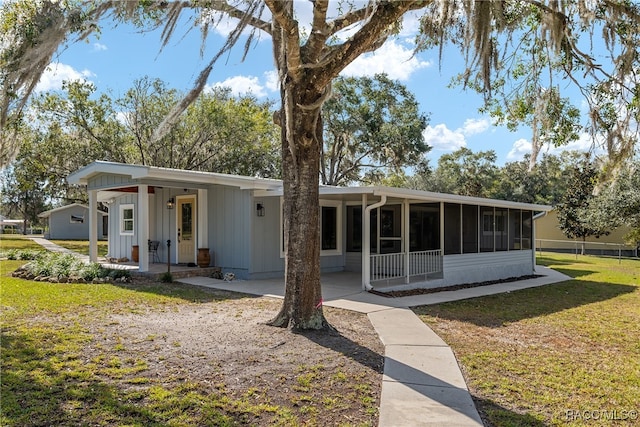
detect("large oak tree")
(2, 0), (639, 329)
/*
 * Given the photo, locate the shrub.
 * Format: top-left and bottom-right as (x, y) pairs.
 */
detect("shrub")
(159, 272), (173, 283)
(79, 262), (107, 281)
(18, 249), (42, 260)
(5, 249), (18, 260)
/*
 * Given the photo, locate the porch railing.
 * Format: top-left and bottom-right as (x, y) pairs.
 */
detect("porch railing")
(370, 249), (442, 283)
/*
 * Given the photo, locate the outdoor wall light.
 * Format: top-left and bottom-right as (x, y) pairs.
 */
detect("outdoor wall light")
(166, 198), (175, 210)
(256, 202), (265, 217)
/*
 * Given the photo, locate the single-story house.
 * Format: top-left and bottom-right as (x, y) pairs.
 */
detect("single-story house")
(535, 209), (638, 257)
(0, 215), (25, 234)
(38, 203), (108, 240)
(68, 161), (553, 291)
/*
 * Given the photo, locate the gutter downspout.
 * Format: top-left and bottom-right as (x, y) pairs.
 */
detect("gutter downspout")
(363, 195), (387, 291)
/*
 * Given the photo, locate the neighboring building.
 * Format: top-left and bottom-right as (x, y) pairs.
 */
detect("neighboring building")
(69, 161), (553, 291)
(535, 209), (638, 257)
(38, 203), (108, 240)
(0, 215), (25, 234)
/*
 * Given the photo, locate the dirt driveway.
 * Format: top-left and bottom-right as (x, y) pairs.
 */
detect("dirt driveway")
(87, 288), (385, 425)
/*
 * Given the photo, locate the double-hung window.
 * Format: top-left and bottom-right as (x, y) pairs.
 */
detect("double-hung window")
(120, 204), (134, 236)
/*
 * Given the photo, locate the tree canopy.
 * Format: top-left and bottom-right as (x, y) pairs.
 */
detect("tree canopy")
(321, 74), (429, 186)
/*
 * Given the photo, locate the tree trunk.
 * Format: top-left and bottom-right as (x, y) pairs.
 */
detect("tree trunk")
(268, 81), (330, 330)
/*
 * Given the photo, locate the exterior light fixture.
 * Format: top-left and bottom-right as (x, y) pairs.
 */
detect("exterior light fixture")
(166, 198), (175, 210)
(256, 202), (265, 217)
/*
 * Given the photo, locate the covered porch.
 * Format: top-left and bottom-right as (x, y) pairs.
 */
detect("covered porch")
(309, 186), (549, 291)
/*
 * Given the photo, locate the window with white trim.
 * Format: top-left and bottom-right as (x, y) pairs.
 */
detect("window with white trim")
(120, 204), (134, 235)
(320, 200), (342, 255)
(279, 199), (343, 256)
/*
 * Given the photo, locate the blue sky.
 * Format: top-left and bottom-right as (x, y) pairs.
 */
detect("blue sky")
(32, 4), (597, 167)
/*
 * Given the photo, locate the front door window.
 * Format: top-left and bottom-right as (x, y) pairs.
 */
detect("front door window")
(177, 196), (196, 264)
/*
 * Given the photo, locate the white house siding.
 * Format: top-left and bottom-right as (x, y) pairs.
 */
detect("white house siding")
(88, 173), (135, 190)
(442, 250), (534, 285)
(250, 196), (284, 279)
(208, 185), (252, 278)
(108, 194), (137, 260)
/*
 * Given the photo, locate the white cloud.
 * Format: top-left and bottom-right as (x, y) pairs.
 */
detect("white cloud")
(423, 118), (491, 153)
(461, 118), (490, 136)
(35, 63), (94, 92)
(264, 70), (279, 92)
(506, 138), (532, 160)
(506, 132), (604, 161)
(207, 75), (267, 97)
(92, 42), (107, 52)
(341, 40), (431, 81)
(422, 123), (467, 152)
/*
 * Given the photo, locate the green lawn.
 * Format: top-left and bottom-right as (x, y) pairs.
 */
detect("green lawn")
(414, 253), (640, 426)
(1, 237), (377, 426)
(0, 235), (42, 251)
(50, 239), (109, 257)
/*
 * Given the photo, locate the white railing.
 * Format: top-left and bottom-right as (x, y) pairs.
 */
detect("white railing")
(370, 249), (442, 283)
(409, 249), (443, 277)
(370, 252), (405, 282)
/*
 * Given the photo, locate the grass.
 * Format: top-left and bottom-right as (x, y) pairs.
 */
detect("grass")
(414, 253), (640, 426)
(0, 266), (291, 426)
(1, 236), (377, 426)
(0, 235), (42, 251)
(50, 239), (109, 257)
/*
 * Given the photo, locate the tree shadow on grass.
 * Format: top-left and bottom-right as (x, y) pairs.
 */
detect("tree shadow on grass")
(413, 279), (637, 327)
(294, 326), (385, 373)
(473, 396), (548, 427)
(109, 279), (255, 303)
(0, 329), (165, 426)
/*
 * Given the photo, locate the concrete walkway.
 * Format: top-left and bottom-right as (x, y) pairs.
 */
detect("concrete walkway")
(179, 267), (570, 426)
(29, 237), (90, 261)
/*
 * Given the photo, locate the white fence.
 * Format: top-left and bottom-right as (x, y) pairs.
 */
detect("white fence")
(370, 249), (442, 283)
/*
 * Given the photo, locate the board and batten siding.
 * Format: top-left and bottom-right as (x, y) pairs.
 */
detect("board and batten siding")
(87, 173), (135, 190)
(442, 250), (534, 285)
(208, 185), (252, 278)
(250, 196), (284, 279)
(107, 194), (137, 260)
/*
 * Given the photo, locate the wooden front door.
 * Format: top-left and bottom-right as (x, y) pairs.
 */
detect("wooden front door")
(177, 196), (196, 264)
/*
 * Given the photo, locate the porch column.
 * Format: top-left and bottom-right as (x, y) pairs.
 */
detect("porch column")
(197, 188), (208, 248)
(404, 199), (410, 284)
(440, 202), (445, 254)
(531, 210), (536, 273)
(88, 190), (98, 262)
(137, 184), (149, 272)
(361, 194), (368, 290)
(363, 194), (387, 291)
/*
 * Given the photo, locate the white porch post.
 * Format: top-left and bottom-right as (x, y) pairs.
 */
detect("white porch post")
(403, 199), (410, 284)
(138, 184), (149, 272)
(197, 189), (208, 248)
(531, 210), (536, 272)
(440, 202), (445, 254)
(361, 194), (368, 290)
(88, 190), (98, 262)
(363, 194), (387, 291)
